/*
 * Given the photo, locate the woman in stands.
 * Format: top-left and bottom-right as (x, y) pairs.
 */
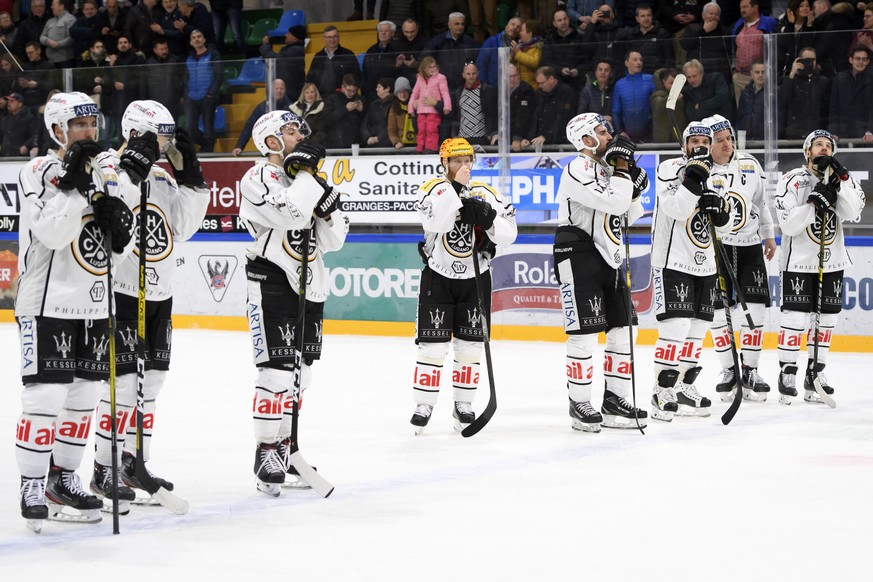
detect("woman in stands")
(290, 82), (325, 145)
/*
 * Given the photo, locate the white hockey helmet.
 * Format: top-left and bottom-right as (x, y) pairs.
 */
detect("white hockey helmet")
(121, 100), (176, 142)
(566, 112), (612, 152)
(682, 121), (712, 150)
(703, 114), (734, 139)
(803, 129), (837, 162)
(44, 91), (101, 147)
(252, 110), (311, 156)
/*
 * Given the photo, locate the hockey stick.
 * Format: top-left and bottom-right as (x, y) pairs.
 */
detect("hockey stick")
(461, 227), (497, 438)
(103, 227), (121, 535)
(0, 37), (24, 71)
(621, 213), (644, 435)
(287, 222), (334, 497)
(664, 73), (686, 144)
(809, 167), (837, 408)
(131, 182), (189, 514)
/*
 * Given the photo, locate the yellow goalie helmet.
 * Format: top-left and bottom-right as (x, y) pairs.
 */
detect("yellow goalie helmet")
(438, 137), (475, 169)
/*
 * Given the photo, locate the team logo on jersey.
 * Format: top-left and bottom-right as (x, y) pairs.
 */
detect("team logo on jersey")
(444, 223), (473, 258)
(451, 261), (467, 274)
(282, 226), (317, 263)
(588, 296), (602, 316)
(727, 191), (746, 232)
(694, 251), (706, 265)
(686, 213), (711, 249)
(604, 214), (622, 245)
(72, 218), (109, 275)
(429, 308), (445, 329)
(93, 334), (108, 361)
(467, 307), (481, 327)
(119, 327), (137, 351)
(790, 277), (804, 295)
(198, 255), (238, 302)
(806, 210), (837, 246)
(278, 323), (294, 346)
(134, 204), (173, 262)
(674, 283), (689, 303)
(53, 332), (72, 358)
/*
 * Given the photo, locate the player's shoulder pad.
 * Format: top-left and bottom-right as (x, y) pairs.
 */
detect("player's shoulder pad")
(468, 180), (499, 199)
(563, 155), (599, 182)
(657, 156), (684, 181)
(737, 152), (763, 174)
(27, 154), (58, 176)
(153, 164), (178, 188)
(420, 177), (452, 196)
(780, 167), (810, 191)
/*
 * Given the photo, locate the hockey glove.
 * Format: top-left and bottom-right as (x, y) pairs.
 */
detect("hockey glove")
(92, 195), (134, 252)
(167, 128), (206, 188)
(459, 197), (497, 229)
(284, 141), (325, 178)
(628, 163), (648, 200)
(603, 135), (636, 166)
(120, 131), (159, 186)
(682, 147), (712, 195)
(813, 155), (849, 183)
(698, 192), (731, 227)
(313, 175), (340, 218)
(58, 139), (103, 194)
(807, 182), (838, 212)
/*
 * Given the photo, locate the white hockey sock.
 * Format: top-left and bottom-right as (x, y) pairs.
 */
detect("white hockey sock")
(16, 382), (66, 479)
(677, 319), (706, 377)
(806, 312), (837, 365)
(740, 303), (766, 368)
(123, 370), (167, 462)
(277, 364), (311, 439)
(566, 334), (596, 402)
(654, 318), (690, 377)
(96, 373), (136, 466)
(604, 327), (634, 399)
(53, 378), (99, 471)
(452, 360), (479, 403)
(710, 310), (735, 370)
(778, 310), (806, 365)
(413, 342), (448, 407)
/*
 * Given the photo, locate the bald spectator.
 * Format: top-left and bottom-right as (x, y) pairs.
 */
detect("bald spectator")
(522, 66), (577, 148)
(233, 79), (292, 156)
(612, 50), (655, 141)
(477, 17), (521, 87)
(41, 0), (76, 69)
(13, 0), (48, 61)
(681, 2), (734, 87)
(616, 4), (673, 75)
(542, 10), (586, 93)
(260, 24), (306, 102)
(362, 21), (398, 102)
(306, 26), (361, 98)
(509, 63), (535, 151)
(731, 0), (777, 106)
(96, 0), (130, 54)
(421, 12), (480, 92)
(449, 62), (497, 146)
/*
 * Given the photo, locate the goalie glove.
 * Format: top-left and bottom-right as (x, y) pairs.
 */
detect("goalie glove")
(603, 135), (635, 166)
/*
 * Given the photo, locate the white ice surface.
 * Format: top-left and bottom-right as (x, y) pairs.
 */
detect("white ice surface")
(1, 324), (872, 581)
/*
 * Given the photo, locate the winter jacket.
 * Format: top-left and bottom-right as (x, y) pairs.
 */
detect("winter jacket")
(410, 72), (451, 116)
(511, 37), (543, 90)
(290, 99), (326, 145)
(612, 71), (654, 140)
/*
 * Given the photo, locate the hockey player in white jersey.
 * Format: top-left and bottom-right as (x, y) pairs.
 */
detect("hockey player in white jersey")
(239, 111), (348, 495)
(410, 138), (517, 434)
(89, 101), (209, 509)
(554, 113), (648, 432)
(774, 130), (865, 403)
(703, 114), (777, 402)
(651, 121), (734, 421)
(14, 92), (138, 531)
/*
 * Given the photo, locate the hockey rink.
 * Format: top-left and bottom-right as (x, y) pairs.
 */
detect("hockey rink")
(0, 324), (871, 581)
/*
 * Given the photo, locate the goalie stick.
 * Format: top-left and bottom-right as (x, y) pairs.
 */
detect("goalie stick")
(808, 167), (837, 408)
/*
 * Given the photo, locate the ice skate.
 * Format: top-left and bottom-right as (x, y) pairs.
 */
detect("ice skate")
(45, 466), (103, 524)
(254, 443), (285, 497)
(20, 477), (48, 534)
(804, 363), (835, 404)
(674, 367), (711, 417)
(601, 390), (648, 429)
(91, 461), (135, 515)
(410, 404), (433, 435)
(741, 365), (770, 402)
(778, 364), (798, 405)
(651, 370), (680, 422)
(121, 453), (174, 505)
(277, 437), (316, 490)
(715, 367), (737, 402)
(452, 401), (475, 432)
(569, 399), (602, 433)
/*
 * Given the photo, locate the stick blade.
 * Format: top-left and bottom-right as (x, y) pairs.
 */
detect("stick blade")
(152, 488), (190, 515)
(289, 451), (334, 498)
(666, 73), (686, 111)
(812, 377), (837, 408)
(461, 401), (497, 438)
(720, 379), (743, 425)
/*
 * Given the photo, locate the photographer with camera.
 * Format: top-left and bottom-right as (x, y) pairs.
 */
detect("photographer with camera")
(779, 47), (830, 139)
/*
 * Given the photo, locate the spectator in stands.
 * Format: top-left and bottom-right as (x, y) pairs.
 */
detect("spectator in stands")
(323, 73), (366, 149)
(522, 65), (577, 148)
(731, 0), (777, 106)
(394, 18), (428, 90)
(542, 10), (586, 93)
(681, 2), (734, 87)
(737, 61), (766, 138)
(0, 11), (16, 52)
(106, 33), (146, 146)
(812, 0), (856, 78)
(469, 0), (498, 43)
(477, 16), (521, 87)
(18, 42), (57, 111)
(776, 0), (816, 82)
(306, 26), (361, 98)
(651, 67), (687, 142)
(848, 7), (873, 54)
(577, 58), (614, 121)
(681, 58), (732, 122)
(41, 0), (76, 69)
(409, 55), (451, 153)
(0, 93), (39, 157)
(156, 0), (187, 58)
(829, 46), (873, 141)
(511, 19), (544, 90)
(508, 63), (535, 151)
(421, 11), (480, 92)
(183, 28), (222, 152)
(232, 79), (291, 156)
(382, 1), (423, 33)
(362, 21), (398, 103)
(659, 0), (702, 65)
(290, 82), (326, 145)
(423, 0), (470, 37)
(361, 76), (395, 147)
(779, 46), (830, 138)
(96, 0), (129, 54)
(617, 4), (673, 75)
(612, 50), (655, 141)
(70, 0), (100, 56)
(146, 37), (185, 120)
(13, 0), (48, 62)
(129, 0), (159, 56)
(73, 38), (109, 101)
(176, 0), (215, 47)
(260, 25), (306, 103)
(449, 62), (497, 146)
(580, 4), (623, 69)
(567, 0), (614, 31)
(0, 55), (17, 97)
(211, 0), (244, 55)
(387, 75), (415, 149)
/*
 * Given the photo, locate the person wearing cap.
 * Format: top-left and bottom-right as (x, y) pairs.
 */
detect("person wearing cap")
(388, 76), (415, 149)
(260, 24), (306, 101)
(0, 93), (40, 157)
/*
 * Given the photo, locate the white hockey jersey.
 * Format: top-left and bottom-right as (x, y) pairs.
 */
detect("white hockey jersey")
(556, 154), (644, 268)
(107, 151), (210, 302)
(16, 151), (139, 319)
(239, 161), (349, 302)
(652, 156), (734, 275)
(710, 151), (775, 247)
(774, 167), (865, 273)
(415, 177), (517, 280)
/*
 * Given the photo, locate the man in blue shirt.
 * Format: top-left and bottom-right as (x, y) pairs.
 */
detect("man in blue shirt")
(612, 50), (655, 141)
